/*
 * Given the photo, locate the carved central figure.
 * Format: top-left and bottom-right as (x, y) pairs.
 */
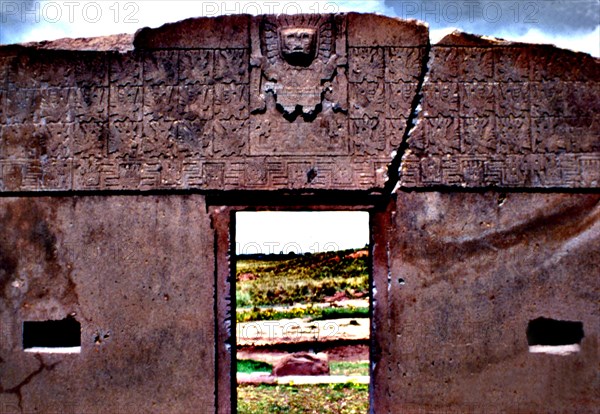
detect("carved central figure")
(250, 15), (347, 119)
(279, 27), (317, 66)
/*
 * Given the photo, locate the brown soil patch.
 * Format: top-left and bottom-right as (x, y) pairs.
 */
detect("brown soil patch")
(238, 344), (369, 365)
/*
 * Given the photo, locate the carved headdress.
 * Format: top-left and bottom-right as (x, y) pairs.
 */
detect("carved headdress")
(251, 14), (342, 117)
(261, 14), (334, 67)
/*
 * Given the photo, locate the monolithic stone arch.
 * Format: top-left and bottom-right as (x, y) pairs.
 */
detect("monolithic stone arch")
(0, 12), (598, 414)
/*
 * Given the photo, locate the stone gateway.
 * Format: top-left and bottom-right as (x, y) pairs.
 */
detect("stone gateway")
(0, 13), (598, 413)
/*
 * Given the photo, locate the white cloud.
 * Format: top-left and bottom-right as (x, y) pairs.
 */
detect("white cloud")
(494, 25), (600, 57)
(19, 21), (71, 42)
(430, 25), (600, 58)
(3, 0), (598, 57)
(3, 1), (394, 44)
(236, 211), (369, 254)
(429, 27), (457, 44)
(333, 0), (394, 15)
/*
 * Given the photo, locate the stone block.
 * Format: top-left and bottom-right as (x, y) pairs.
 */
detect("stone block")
(272, 352), (330, 376)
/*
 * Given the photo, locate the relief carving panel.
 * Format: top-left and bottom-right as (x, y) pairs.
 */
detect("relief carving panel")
(110, 52), (142, 87)
(0, 89), (5, 125)
(400, 34), (600, 188)
(109, 86), (142, 122)
(73, 122), (108, 158)
(179, 50), (214, 85)
(251, 15), (343, 117)
(0, 13), (432, 191)
(0, 15), (595, 191)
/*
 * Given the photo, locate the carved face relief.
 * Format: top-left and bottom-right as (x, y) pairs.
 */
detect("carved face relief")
(252, 15), (342, 117)
(279, 28), (317, 66)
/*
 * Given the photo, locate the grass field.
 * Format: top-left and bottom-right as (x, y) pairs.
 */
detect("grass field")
(236, 360), (369, 376)
(236, 304), (369, 322)
(237, 383), (369, 414)
(329, 361), (369, 376)
(237, 359), (273, 374)
(236, 249), (369, 308)
(236, 249), (370, 413)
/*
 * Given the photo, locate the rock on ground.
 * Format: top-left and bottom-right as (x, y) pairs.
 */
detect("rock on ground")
(272, 352), (330, 376)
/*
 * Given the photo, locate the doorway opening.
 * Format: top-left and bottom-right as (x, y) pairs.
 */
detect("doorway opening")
(233, 211), (371, 413)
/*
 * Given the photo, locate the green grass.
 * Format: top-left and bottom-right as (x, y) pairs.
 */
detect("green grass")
(237, 383), (369, 414)
(236, 249), (369, 308)
(329, 361), (370, 376)
(236, 304), (369, 323)
(237, 359), (273, 374)
(312, 307), (370, 321)
(236, 250), (370, 412)
(237, 360), (369, 376)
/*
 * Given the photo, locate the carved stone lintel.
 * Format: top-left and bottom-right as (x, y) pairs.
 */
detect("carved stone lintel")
(1, 14), (598, 192)
(251, 15), (347, 118)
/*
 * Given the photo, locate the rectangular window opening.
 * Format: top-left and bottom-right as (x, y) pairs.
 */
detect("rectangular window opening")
(527, 317), (584, 356)
(23, 316), (81, 354)
(233, 211), (371, 413)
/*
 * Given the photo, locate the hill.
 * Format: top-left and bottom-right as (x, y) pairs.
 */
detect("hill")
(236, 249), (369, 307)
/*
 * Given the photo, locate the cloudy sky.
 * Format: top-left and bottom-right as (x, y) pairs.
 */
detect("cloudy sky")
(1, 1), (599, 56)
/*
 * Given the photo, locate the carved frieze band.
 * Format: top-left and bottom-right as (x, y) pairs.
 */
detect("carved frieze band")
(0, 157), (389, 191)
(0, 17), (423, 192)
(1, 26), (598, 191)
(399, 46), (600, 188)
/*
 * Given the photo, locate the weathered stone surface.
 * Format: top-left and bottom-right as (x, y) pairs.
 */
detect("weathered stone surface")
(21, 34), (135, 53)
(373, 192), (600, 412)
(400, 31), (600, 188)
(134, 15), (251, 49)
(272, 352), (330, 376)
(0, 12), (599, 414)
(347, 13), (428, 46)
(1, 16), (598, 191)
(0, 195), (215, 413)
(0, 13), (430, 192)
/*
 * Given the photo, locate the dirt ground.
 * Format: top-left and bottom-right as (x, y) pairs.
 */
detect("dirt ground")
(238, 344), (369, 365)
(237, 300), (370, 366)
(237, 317), (369, 346)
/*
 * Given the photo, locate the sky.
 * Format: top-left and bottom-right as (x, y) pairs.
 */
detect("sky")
(0, 1), (598, 56)
(236, 212), (370, 254)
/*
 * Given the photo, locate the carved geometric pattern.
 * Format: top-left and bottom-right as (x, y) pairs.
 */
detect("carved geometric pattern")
(0, 89), (5, 125)
(1, 17), (598, 192)
(349, 48), (384, 83)
(179, 50), (214, 85)
(385, 47), (423, 83)
(400, 153), (600, 188)
(349, 81), (385, 119)
(179, 85), (214, 120)
(38, 87), (73, 123)
(6, 88), (39, 124)
(110, 86), (141, 122)
(110, 52), (143, 87)
(73, 87), (108, 123)
(144, 50), (179, 86)
(400, 43), (600, 188)
(144, 86), (179, 122)
(214, 84), (249, 120)
(215, 50), (249, 84)
(0, 155), (395, 191)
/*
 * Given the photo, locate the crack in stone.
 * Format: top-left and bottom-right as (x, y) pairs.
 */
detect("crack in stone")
(0, 354), (61, 412)
(383, 39), (432, 195)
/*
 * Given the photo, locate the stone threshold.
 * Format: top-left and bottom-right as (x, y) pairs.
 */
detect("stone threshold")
(237, 373), (370, 385)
